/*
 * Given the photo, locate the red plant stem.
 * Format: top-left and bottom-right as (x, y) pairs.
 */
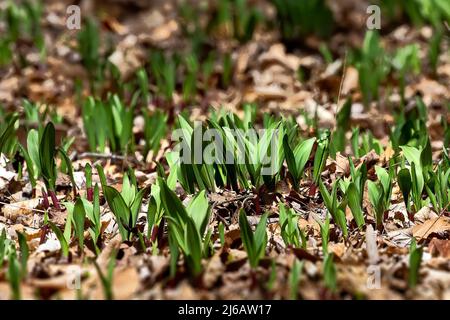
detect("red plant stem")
(49, 190), (61, 211)
(250, 269), (258, 290)
(150, 225), (159, 243)
(87, 187), (93, 202)
(42, 190), (50, 209)
(254, 194), (261, 215)
(308, 183), (317, 197)
(39, 225), (49, 245)
(157, 218), (165, 245)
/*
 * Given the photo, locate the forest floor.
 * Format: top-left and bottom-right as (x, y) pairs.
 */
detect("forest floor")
(0, 0), (449, 300)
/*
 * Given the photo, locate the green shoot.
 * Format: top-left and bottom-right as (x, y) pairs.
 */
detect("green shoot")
(289, 259), (303, 300)
(408, 238), (423, 288)
(238, 209), (268, 269)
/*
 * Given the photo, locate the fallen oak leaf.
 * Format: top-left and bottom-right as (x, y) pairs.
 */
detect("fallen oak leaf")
(413, 217), (450, 241)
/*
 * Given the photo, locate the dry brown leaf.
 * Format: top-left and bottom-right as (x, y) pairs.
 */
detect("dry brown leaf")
(258, 43), (300, 72)
(1, 198), (42, 220)
(415, 206), (438, 224)
(329, 242), (346, 258)
(429, 238), (450, 258)
(342, 66), (359, 94)
(203, 251), (225, 288)
(413, 217), (450, 240)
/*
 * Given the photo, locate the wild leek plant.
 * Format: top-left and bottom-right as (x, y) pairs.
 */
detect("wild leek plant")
(398, 145), (431, 213)
(0, 112), (18, 158)
(0, 229), (8, 268)
(389, 98), (430, 152)
(136, 67), (150, 106)
(381, 0), (450, 28)
(146, 183), (164, 246)
(319, 179), (348, 237)
(0, 38), (12, 66)
(271, 0), (334, 41)
(279, 203), (306, 249)
(72, 198), (87, 254)
(182, 53), (199, 102)
(93, 250), (117, 300)
(330, 99), (352, 156)
(159, 179), (211, 277)
(310, 130), (330, 196)
(39, 122), (60, 210)
(351, 128), (383, 158)
(209, 0), (262, 43)
(235, 120), (285, 190)
(339, 160), (367, 229)
(143, 110), (168, 159)
(83, 184), (102, 248)
(4, 231), (29, 300)
(17, 232), (29, 279)
(392, 44), (420, 103)
(323, 253), (337, 293)
(346, 182), (365, 229)
(221, 53), (233, 88)
(408, 238), (422, 288)
(102, 170), (149, 241)
(316, 213), (330, 255)
(19, 129), (40, 194)
(426, 166), (450, 214)
(283, 135), (315, 191)
(353, 31), (390, 107)
(166, 115), (217, 193)
(7, 249), (22, 300)
(58, 144), (77, 197)
(289, 259), (303, 300)
(20, 123), (75, 198)
(82, 94), (135, 153)
(150, 51), (176, 102)
(77, 17), (102, 92)
(368, 166), (394, 229)
(2, 0), (45, 65)
(239, 209), (268, 269)
(47, 221), (69, 258)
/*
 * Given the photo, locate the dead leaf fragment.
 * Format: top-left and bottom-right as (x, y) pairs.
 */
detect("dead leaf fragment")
(413, 217), (450, 240)
(429, 239), (450, 258)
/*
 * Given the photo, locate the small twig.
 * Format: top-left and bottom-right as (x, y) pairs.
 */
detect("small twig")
(211, 195), (249, 209)
(74, 152), (126, 161)
(333, 49), (348, 130)
(416, 202), (450, 243)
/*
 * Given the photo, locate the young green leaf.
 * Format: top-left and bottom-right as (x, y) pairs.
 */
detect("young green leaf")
(103, 186), (131, 240)
(289, 259), (303, 300)
(398, 168), (412, 211)
(408, 238), (423, 288)
(238, 209), (267, 269)
(0, 229), (6, 268)
(7, 250), (21, 300)
(347, 182), (365, 229)
(323, 253), (337, 292)
(73, 198), (86, 252)
(48, 221), (69, 258)
(39, 122), (57, 191)
(93, 250), (116, 300)
(16, 232), (29, 278)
